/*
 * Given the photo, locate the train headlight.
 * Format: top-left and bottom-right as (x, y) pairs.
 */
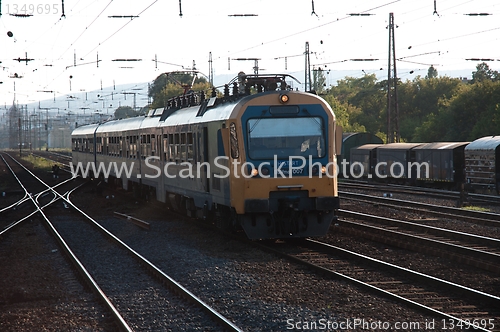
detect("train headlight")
(246, 164), (259, 177)
(279, 94), (289, 103)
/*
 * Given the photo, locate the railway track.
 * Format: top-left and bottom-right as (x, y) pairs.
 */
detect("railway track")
(8, 152), (498, 330)
(340, 190), (500, 227)
(339, 180), (500, 206)
(0, 152), (242, 331)
(259, 239), (500, 331)
(338, 209), (500, 273)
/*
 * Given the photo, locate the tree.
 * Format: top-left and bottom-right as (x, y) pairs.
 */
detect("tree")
(149, 72), (209, 109)
(425, 65), (438, 79)
(397, 75), (462, 141)
(328, 74), (386, 135)
(312, 67), (327, 94)
(472, 62), (500, 83)
(323, 95), (366, 133)
(114, 106), (138, 119)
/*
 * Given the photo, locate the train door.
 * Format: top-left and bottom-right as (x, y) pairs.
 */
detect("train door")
(197, 126), (210, 193)
(496, 146), (500, 194)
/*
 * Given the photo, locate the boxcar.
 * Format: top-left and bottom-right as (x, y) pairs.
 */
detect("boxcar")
(413, 142), (469, 188)
(376, 143), (423, 182)
(349, 144), (383, 179)
(465, 136), (500, 193)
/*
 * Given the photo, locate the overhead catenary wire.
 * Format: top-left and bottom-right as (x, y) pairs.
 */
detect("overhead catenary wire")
(2, 0), (500, 107)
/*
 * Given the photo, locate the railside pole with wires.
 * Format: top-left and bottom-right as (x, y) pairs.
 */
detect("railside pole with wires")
(387, 12), (400, 143)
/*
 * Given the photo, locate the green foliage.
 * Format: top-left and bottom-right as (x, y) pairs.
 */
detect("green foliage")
(312, 68), (327, 94)
(426, 65), (438, 79)
(461, 205), (490, 212)
(324, 64), (500, 143)
(22, 154), (59, 172)
(323, 95), (366, 133)
(328, 74), (386, 135)
(114, 106), (138, 119)
(149, 72), (209, 109)
(472, 62), (500, 83)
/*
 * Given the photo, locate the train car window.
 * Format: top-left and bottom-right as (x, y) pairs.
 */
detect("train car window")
(163, 135), (168, 161)
(187, 132), (194, 160)
(180, 145), (186, 161)
(247, 117), (325, 159)
(168, 134), (174, 161)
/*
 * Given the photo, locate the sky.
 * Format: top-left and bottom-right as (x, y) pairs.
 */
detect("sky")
(1, 0), (499, 110)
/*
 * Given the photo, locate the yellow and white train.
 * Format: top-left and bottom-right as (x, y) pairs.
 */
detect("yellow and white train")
(71, 74), (341, 239)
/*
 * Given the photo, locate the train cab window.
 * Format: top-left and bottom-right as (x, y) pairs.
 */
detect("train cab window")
(247, 117), (325, 160)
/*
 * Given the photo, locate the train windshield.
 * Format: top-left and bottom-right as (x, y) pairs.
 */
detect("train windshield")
(247, 117), (325, 159)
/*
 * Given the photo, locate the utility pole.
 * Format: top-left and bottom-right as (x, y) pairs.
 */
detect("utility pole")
(387, 12), (400, 143)
(304, 42), (312, 92)
(208, 52), (213, 87)
(232, 58), (261, 75)
(122, 92), (137, 110)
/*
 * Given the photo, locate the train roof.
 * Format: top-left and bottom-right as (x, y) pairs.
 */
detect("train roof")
(413, 142), (469, 150)
(71, 123), (100, 135)
(342, 132), (383, 143)
(160, 100), (238, 127)
(95, 116), (146, 133)
(377, 143), (423, 150)
(465, 136), (500, 151)
(351, 144), (384, 151)
(71, 79), (331, 136)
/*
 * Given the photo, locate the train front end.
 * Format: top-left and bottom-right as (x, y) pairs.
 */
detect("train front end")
(229, 91), (340, 240)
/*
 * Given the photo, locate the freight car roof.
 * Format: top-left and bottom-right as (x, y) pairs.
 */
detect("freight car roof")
(377, 143), (422, 150)
(465, 136), (500, 151)
(351, 144), (384, 151)
(413, 142), (469, 150)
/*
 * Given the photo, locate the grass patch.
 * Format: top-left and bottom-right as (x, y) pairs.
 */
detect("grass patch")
(461, 205), (490, 212)
(49, 148), (71, 154)
(21, 154), (61, 172)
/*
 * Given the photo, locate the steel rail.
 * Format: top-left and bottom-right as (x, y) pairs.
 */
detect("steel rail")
(255, 239), (496, 332)
(338, 212), (500, 273)
(0, 154), (133, 331)
(340, 191), (500, 226)
(339, 209), (500, 248)
(4, 154), (242, 332)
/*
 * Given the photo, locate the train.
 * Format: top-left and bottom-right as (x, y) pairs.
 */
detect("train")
(71, 73), (342, 240)
(347, 136), (500, 194)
